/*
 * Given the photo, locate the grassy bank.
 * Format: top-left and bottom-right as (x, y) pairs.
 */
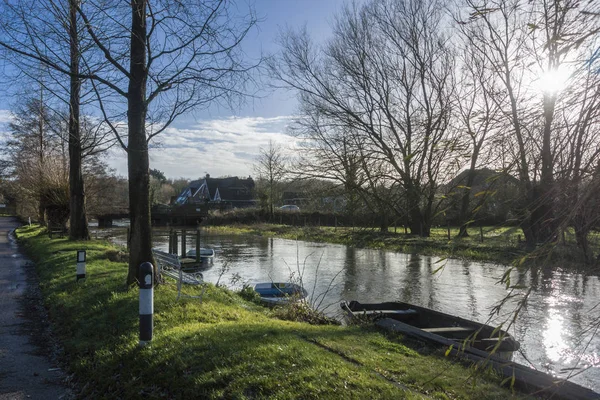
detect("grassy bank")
(204, 224), (599, 269)
(16, 225), (526, 399)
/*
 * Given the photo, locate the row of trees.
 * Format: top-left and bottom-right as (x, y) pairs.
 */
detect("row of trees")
(1, 0), (598, 285)
(270, 0), (600, 261)
(0, 0), (259, 284)
(1, 93), (116, 227)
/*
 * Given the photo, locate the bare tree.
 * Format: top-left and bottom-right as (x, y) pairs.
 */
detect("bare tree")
(254, 141), (287, 219)
(452, 41), (502, 237)
(1, 0), (258, 284)
(457, 0), (600, 248)
(3, 93), (69, 226)
(74, 0), (258, 285)
(553, 49), (600, 262)
(67, 0), (88, 239)
(0, 0), (115, 240)
(288, 115), (365, 226)
(271, 0), (457, 236)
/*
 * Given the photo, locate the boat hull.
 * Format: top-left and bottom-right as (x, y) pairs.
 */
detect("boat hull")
(341, 300), (520, 360)
(254, 282), (308, 306)
(186, 248), (215, 258)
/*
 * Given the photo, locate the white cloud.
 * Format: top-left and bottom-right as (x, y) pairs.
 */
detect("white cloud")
(0, 109), (297, 180)
(0, 110), (12, 142)
(107, 115), (297, 179)
(0, 109), (11, 124)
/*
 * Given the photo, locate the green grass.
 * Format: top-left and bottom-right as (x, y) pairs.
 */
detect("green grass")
(16, 225), (529, 399)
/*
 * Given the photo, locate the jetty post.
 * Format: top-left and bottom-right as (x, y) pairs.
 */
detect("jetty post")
(195, 229), (201, 263)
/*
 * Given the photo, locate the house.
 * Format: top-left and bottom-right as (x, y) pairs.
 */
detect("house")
(174, 176), (256, 208)
(441, 168), (521, 225)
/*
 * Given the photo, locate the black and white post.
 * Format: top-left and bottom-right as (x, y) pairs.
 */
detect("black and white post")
(76, 250), (86, 281)
(139, 262), (154, 346)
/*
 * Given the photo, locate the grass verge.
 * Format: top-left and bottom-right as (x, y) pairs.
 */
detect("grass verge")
(16, 224), (528, 399)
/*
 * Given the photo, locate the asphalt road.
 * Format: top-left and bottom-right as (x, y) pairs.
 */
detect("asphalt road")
(0, 217), (69, 400)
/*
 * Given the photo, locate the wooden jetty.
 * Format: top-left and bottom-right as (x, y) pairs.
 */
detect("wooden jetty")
(153, 228), (214, 269)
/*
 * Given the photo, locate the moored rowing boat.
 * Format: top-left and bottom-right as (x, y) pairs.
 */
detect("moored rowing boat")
(341, 300), (519, 360)
(254, 282), (308, 306)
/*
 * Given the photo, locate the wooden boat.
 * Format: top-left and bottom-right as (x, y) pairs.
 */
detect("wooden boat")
(345, 303), (600, 400)
(341, 300), (520, 360)
(254, 282), (308, 306)
(186, 248), (215, 259)
(179, 248), (215, 270)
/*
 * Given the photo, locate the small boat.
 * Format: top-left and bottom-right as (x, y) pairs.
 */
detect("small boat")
(341, 300), (520, 360)
(254, 282), (308, 306)
(186, 248), (215, 260)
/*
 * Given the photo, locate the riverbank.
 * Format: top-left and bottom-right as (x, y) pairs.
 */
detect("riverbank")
(16, 224), (529, 399)
(202, 224), (599, 270)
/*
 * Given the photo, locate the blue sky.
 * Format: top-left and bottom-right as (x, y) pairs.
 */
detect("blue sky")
(0, 0), (351, 180)
(142, 0), (350, 179)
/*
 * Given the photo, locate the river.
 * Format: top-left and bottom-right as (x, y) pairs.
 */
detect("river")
(102, 226), (600, 392)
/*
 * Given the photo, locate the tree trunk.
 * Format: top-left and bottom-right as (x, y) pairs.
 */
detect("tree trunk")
(406, 185), (430, 237)
(38, 199), (45, 226)
(406, 186), (431, 237)
(408, 207), (425, 236)
(532, 91), (558, 244)
(269, 179), (274, 221)
(457, 168), (477, 238)
(379, 211), (388, 233)
(521, 212), (537, 250)
(126, 0), (154, 286)
(573, 215), (592, 264)
(68, 0), (90, 241)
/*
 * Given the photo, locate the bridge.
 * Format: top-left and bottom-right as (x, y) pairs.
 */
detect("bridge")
(95, 204), (209, 227)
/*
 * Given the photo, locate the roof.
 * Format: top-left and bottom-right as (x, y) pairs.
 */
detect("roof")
(175, 177), (255, 204)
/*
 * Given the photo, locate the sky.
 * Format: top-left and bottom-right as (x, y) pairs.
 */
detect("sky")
(0, 0), (351, 181)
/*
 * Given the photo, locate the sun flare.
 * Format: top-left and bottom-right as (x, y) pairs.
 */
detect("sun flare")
(537, 68), (571, 94)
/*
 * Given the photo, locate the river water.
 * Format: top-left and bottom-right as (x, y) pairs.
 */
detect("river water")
(103, 227), (600, 392)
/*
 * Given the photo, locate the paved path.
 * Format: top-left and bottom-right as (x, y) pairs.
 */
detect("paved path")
(0, 217), (68, 400)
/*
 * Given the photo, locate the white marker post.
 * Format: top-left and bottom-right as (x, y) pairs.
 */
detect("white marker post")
(139, 262), (154, 346)
(76, 250), (86, 281)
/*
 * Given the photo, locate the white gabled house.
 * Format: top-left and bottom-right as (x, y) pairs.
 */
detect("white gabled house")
(173, 176), (254, 208)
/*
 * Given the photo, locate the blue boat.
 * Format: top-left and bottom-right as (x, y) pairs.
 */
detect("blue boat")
(254, 282), (308, 305)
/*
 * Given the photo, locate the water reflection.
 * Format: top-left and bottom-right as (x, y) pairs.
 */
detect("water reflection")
(544, 307), (566, 364)
(102, 227), (599, 392)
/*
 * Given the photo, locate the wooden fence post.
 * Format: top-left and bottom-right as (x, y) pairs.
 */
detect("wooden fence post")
(480, 226), (484, 243)
(196, 229), (201, 263)
(173, 230), (179, 256)
(181, 230), (187, 257)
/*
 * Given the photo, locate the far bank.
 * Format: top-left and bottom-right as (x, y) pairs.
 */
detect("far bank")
(199, 222), (600, 272)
